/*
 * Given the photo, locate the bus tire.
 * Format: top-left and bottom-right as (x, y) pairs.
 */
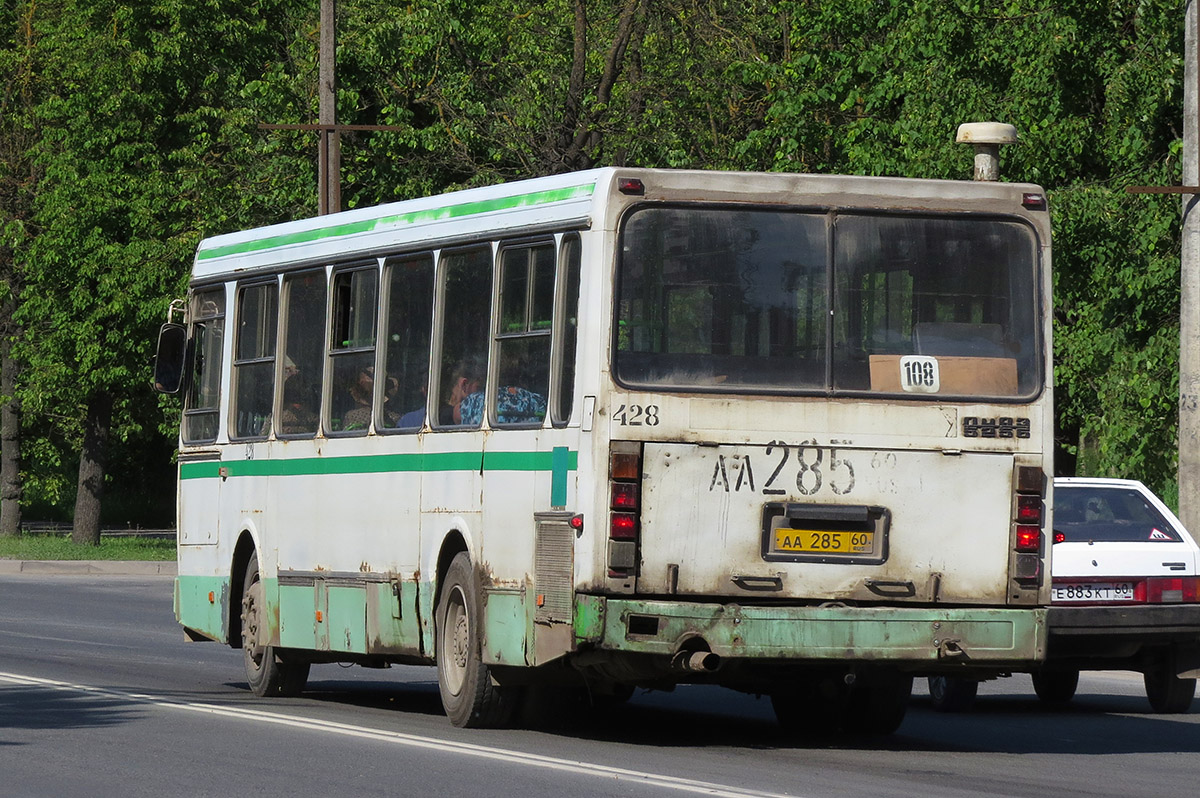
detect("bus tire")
(842, 671), (912, 735)
(436, 552), (519, 728)
(927, 675), (978, 713)
(771, 684), (843, 738)
(1032, 669), (1079, 705)
(1144, 654), (1196, 714)
(241, 558), (309, 697)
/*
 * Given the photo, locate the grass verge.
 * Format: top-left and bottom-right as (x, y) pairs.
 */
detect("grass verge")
(0, 534), (175, 561)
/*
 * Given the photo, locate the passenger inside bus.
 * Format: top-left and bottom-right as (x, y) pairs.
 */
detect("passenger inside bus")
(342, 366), (397, 430)
(442, 358), (485, 425)
(279, 373), (319, 434)
(443, 357), (546, 426)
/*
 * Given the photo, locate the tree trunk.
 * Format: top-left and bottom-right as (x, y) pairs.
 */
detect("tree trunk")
(0, 294), (19, 538)
(72, 391), (113, 546)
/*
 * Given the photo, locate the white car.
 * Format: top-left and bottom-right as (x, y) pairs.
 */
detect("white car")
(929, 477), (1200, 713)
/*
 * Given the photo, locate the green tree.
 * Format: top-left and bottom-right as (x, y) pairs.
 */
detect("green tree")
(0, 0), (43, 537)
(736, 0), (1183, 494)
(18, 0), (313, 541)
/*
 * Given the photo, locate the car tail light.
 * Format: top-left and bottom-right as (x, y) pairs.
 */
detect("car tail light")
(1143, 577), (1200, 603)
(608, 446), (642, 579)
(1053, 530), (1065, 544)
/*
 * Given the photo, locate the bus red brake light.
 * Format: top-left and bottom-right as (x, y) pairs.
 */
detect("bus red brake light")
(611, 482), (639, 510)
(617, 177), (645, 195)
(1015, 526), (1041, 552)
(1053, 530), (1065, 544)
(1021, 193), (1046, 210)
(610, 512), (637, 539)
(1016, 495), (1042, 524)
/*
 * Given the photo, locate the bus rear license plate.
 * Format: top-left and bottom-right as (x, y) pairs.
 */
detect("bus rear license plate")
(1051, 582), (1135, 603)
(773, 529), (875, 555)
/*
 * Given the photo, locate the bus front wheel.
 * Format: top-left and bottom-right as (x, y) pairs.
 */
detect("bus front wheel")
(436, 552), (519, 728)
(241, 558), (309, 697)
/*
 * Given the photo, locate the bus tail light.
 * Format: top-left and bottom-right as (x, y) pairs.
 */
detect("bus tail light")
(611, 482), (639, 509)
(1012, 465), (1046, 588)
(610, 512), (637, 539)
(1015, 526), (1041, 552)
(608, 446), (642, 579)
(1016, 495), (1042, 524)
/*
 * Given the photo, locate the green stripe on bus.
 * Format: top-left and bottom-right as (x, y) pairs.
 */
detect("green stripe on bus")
(178, 448), (578, 480)
(551, 445), (570, 507)
(197, 183), (597, 261)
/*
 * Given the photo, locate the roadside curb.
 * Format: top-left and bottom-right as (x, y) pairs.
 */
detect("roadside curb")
(0, 560), (177, 576)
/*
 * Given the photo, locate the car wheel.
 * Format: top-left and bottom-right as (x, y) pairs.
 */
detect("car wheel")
(1145, 654), (1196, 714)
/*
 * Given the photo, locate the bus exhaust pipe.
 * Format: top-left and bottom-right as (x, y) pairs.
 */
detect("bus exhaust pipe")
(956, 122), (1018, 181)
(673, 649), (721, 673)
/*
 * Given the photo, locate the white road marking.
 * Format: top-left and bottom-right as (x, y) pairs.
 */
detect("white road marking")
(0, 671), (799, 798)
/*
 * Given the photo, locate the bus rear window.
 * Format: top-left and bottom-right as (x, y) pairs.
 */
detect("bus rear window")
(616, 207), (827, 391)
(614, 206), (1040, 398)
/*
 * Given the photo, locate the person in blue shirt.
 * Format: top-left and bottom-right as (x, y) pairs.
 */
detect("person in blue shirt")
(442, 356), (545, 426)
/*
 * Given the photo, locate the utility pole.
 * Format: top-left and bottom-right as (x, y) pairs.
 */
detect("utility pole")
(318, 0), (340, 215)
(1128, 2), (1200, 525)
(1181, 0), (1200, 529)
(260, 0), (405, 216)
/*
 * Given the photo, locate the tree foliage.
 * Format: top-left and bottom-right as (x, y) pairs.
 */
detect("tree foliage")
(0, 0), (1189, 524)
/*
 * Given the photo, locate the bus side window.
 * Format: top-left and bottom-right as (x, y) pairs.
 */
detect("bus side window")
(232, 282), (278, 440)
(182, 288), (225, 444)
(327, 265), (379, 434)
(494, 241), (552, 427)
(380, 254), (435, 432)
(435, 246), (493, 429)
(552, 234), (581, 427)
(278, 269), (326, 437)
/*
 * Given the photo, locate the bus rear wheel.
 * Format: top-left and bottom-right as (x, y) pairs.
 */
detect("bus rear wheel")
(436, 552), (519, 728)
(1031, 669), (1079, 705)
(241, 558), (309, 697)
(927, 675), (978, 713)
(842, 671), (912, 735)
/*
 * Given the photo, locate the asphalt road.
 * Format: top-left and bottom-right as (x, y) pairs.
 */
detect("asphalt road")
(2, 574), (1199, 798)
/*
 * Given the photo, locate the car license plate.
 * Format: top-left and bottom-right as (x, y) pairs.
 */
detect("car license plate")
(773, 528), (875, 555)
(1051, 582), (1135, 603)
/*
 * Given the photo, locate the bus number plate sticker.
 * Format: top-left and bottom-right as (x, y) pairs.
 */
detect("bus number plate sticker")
(773, 529), (875, 555)
(899, 355), (939, 393)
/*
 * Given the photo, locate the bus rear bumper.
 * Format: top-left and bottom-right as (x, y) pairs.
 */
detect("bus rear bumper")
(575, 596), (1048, 669)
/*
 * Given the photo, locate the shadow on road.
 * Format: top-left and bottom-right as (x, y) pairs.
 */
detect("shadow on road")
(0, 685), (144, 740)
(206, 663), (1200, 756)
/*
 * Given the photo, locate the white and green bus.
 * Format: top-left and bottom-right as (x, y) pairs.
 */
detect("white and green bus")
(155, 166), (1053, 734)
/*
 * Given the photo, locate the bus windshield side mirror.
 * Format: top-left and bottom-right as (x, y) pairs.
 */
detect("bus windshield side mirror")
(153, 322), (188, 395)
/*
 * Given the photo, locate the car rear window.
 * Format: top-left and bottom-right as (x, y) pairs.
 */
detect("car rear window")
(1054, 486), (1181, 543)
